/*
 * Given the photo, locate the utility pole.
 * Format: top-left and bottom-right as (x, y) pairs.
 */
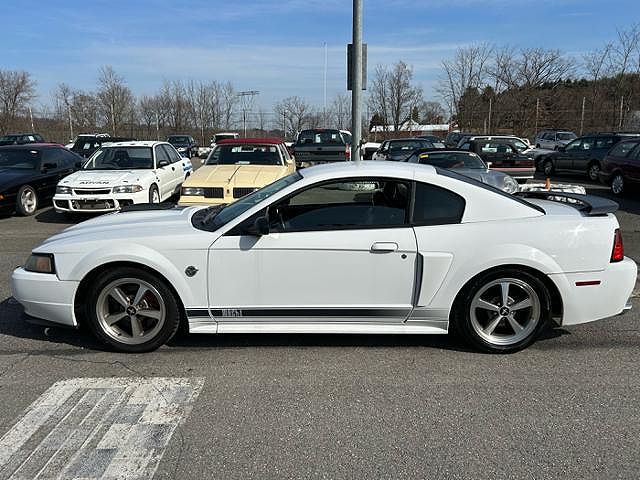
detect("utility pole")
(580, 96), (586, 135)
(323, 42), (328, 128)
(350, 0), (363, 162)
(28, 106), (35, 131)
(155, 112), (160, 140)
(237, 90), (259, 137)
(68, 105), (74, 140)
(534, 98), (540, 134)
(110, 103), (116, 136)
(282, 110), (286, 139)
(619, 96), (624, 130)
(487, 97), (492, 135)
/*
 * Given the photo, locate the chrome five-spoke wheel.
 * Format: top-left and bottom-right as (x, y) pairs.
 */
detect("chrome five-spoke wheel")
(470, 278), (541, 346)
(96, 278), (166, 345)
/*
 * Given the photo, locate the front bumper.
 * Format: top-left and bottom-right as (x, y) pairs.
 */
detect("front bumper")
(53, 190), (149, 213)
(550, 257), (637, 326)
(11, 267), (79, 327)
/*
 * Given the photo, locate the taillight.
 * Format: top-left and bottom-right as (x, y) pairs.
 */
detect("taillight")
(611, 229), (624, 262)
(345, 145), (351, 161)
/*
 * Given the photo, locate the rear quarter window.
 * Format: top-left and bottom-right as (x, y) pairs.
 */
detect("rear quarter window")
(412, 182), (465, 226)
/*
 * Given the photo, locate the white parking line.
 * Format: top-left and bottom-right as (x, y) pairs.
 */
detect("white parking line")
(0, 377), (204, 479)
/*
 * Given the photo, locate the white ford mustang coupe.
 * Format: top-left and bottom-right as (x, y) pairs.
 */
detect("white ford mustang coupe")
(12, 161), (636, 353)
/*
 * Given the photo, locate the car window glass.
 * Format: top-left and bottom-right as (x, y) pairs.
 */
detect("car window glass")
(565, 139), (581, 151)
(413, 182), (465, 226)
(270, 178), (410, 232)
(163, 144), (182, 163)
(609, 142), (637, 157)
(581, 138), (595, 150)
(155, 145), (170, 166)
(460, 143), (471, 151)
(595, 137), (615, 149)
(631, 145), (640, 161)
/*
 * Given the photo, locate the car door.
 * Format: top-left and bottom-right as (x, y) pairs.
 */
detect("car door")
(208, 177), (418, 323)
(555, 138), (581, 171)
(570, 137), (594, 172)
(39, 148), (75, 201)
(162, 144), (187, 186)
(154, 145), (176, 199)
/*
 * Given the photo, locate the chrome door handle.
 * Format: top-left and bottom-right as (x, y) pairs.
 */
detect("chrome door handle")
(370, 242), (398, 253)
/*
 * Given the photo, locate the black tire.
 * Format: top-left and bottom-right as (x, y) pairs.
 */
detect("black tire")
(587, 161), (600, 182)
(149, 184), (160, 203)
(542, 159), (554, 176)
(451, 268), (551, 353)
(16, 185), (38, 216)
(84, 267), (181, 353)
(535, 144), (540, 149)
(611, 172), (625, 196)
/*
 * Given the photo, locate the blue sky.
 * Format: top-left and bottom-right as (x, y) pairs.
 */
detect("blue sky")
(1, 0), (637, 110)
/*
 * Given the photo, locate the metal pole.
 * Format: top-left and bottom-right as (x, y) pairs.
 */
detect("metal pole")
(580, 96), (586, 135)
(243, 109), (247, 137)
(28, 106), (34, 131)
(487, 97), (492, 134)
(350, 0), (363, 162)
(282, 111), (286, 138)
(323, 42), (328, 128)
(110, 103), (115, 136)
(535, 98), (539, 134)
(155, 112), (160, 140)
(68, 105), (74, 140)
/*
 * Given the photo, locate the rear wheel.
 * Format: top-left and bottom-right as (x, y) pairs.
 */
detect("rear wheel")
(452, 269), (551, 353)
(85, 267), (181, 352)
(587, 162), (600, 181)
(611, 173), (625, 195)
(16, 185), (38, 216)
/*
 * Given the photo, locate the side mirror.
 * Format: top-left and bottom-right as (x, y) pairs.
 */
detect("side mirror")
(243, 216), (270, 236)
(158, 159), (170, 168)
(41, 162), (57, 172)
(486, 162), (493, 168)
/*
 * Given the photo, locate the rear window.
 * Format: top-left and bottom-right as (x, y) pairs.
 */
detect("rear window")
(609, 141), (639, 157)
(296, 130), (345, 146)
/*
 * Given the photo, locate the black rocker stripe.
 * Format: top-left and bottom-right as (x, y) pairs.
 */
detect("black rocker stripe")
(186, 308), (411, 318)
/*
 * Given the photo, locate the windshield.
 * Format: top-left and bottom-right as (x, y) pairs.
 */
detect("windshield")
(558, 132), (577, 141)
(83, 147), (153, 170)
(296, 129), (345, 146)
(206, 144), (283, 166)
(512, 139), (528, 151)
(389, 140), (433, 152)
(195, 172), (302, 231)
(168, 136), (189, 144)
(0, 149), (41, 169)
(412, 151), (485, 169)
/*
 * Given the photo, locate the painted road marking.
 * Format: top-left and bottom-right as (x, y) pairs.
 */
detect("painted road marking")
(0, 377), (204, 479)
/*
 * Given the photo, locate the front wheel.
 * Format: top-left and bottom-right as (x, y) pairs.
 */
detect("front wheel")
(85, 267), (181, 352)
(452, 269), (551, 353)
(149, 184), (160, 204)
(611, 173), (625, 195)
(16, 185), (38, 216)
(587, 162), (601, 181)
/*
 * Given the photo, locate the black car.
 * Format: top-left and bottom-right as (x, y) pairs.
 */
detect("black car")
(167, 135), (198, 158)
(444, 131), (477, 148)
(598, 138), (640, 195)
(0, 133), (45, 146)
(0, 144), (83, 216)
(416, 135), (446, 148)
(69, 134), (135, 158)
(374, 138), (439, 161)
(539, 133), (640, 181)
(458, 137), (535, 181)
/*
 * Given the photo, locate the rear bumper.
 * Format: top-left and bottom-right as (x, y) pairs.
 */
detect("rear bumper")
(11, 267), (79, 327)
(550, 257), (637, 326)
(491, 167), (535, 181)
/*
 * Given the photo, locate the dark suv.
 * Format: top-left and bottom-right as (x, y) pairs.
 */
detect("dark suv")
(0, 133), (45, 146)
(539, 133), (640, 180)
(598, 138), (640, 195)
(167, 135), (198, 158)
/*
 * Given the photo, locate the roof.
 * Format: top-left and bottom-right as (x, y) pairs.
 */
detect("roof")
(0, 143), (62, 149)
(217, 137), (284, 145)
(299, 160), (434, 180)
(102, 141), (167, 147)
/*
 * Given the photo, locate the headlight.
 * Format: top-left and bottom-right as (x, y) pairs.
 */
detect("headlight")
(24, 253), (55, 274)
(113, 185), (144, 193)
(181, 187), (205, 196)
(56, 186), (72, 194)
(502, 176), (519, 194)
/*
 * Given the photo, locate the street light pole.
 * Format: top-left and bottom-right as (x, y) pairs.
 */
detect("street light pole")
(350, 0), (363, 162)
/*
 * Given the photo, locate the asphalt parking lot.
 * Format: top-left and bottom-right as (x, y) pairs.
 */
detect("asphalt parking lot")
(0, 174), (639, 479)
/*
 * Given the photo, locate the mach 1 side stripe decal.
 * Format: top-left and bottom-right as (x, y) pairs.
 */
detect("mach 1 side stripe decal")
(187, 308), (412, 318)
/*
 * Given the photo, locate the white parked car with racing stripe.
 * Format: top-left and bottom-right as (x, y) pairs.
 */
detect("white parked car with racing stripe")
(12, 161), (636, 353)
(53, 141), (192, 213)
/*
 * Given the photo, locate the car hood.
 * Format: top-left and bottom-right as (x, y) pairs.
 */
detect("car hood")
(0, 168), (36, 191)
(59, 170), (148, 187)
(37, 206), (202, 251)
(185, 164), (287, 188)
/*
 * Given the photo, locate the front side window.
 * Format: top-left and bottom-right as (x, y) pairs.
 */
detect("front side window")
(412, 182), (465, 226)
(269, 178), (410, 232)
(162, 144), (182, 163)
(565, 139), (581, 151)
(0, 149), (41, 169)
(84, 147), (153, 170)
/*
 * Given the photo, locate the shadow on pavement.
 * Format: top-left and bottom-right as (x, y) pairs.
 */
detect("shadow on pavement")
(34, 207), (89, 225)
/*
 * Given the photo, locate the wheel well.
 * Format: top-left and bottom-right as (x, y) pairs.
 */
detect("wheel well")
(451, 264), (563, 320)
(73, 261), (187, 327)
(588, 159), (600, 167)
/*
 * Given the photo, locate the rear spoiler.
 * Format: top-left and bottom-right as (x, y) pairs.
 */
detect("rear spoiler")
(515, 191), (618, 215)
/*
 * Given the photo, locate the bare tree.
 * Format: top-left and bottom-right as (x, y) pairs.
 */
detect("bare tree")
(220, 82), (238, 130)
(329, 93), (351, 130)
(420, 101), (446, 124)
(0, 70), (36, 134)
(96, 66), (134, 135)
(158, 79), (190, 132)
(274, 96), (312, 137)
